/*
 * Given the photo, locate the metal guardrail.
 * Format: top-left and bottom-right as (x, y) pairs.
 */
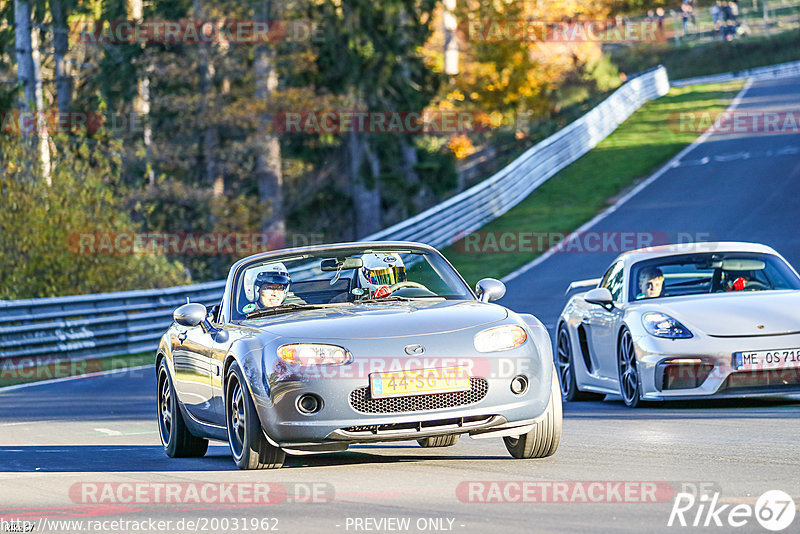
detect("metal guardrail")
(670, 59), (800, 87)
(1, 67), (671, 365)
(362, 67), (671, 248)
(0, 281), (225, 363)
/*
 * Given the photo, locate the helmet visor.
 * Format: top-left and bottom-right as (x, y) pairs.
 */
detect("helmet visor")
(364, 266), (406, 286)
(255, 272), (291, 294)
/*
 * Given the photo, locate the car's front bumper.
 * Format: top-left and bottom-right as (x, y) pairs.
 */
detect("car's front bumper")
(633, 331), (800, 400)
(252, 341), (553, 448)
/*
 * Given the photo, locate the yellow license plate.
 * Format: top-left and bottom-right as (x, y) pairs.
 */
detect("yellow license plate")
(369, 366), (471, 399)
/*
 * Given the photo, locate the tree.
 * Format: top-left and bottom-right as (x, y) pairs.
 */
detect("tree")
(50, 0), (72, 112)
(253, 0), (285, 234)
(14, 0), (51, 183)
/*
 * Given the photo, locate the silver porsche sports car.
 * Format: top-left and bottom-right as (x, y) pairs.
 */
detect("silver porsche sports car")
(157, 242), (561, 469)
(556, 242), (800, 407)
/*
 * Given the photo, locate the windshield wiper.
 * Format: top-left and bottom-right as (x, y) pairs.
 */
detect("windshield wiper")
(245, 303), (323, 319)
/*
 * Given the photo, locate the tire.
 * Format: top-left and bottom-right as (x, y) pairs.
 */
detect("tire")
(618, 327), (643, 408)
(157, 359), (209, 458)
(504, 364), (562, 459)
(417, 435), (459, 448)
(225, 362), (285, 470)
(556, 324), (604, 402)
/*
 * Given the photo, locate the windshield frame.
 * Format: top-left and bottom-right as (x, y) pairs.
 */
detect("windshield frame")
(221, 242), (476, 323)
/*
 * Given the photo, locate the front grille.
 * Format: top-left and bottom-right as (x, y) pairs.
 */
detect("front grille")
(349, 378), (488, 414)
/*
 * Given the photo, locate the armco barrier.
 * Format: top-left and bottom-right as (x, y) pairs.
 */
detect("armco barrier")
(2, 67), (671, 364)
(362, 66), (670, 248)
(0, 281), (224, 364)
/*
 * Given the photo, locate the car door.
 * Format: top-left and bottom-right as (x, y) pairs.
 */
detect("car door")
(172, 322), (216, 423)
(585, 261), (626, 379)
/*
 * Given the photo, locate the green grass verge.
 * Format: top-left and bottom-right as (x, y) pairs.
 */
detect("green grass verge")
(611, 29), (800, 80)
(442, 80), (745, 286)
(0, 351), (153, 388)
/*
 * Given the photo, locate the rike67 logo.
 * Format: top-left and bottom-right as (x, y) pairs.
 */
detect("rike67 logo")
(668, 490), (796, 531)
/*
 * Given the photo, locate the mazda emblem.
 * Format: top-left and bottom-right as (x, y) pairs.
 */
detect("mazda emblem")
(404, 344), (425, 355)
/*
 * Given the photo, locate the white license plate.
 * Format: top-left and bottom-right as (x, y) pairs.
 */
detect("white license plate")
(733, 349), (800, 371)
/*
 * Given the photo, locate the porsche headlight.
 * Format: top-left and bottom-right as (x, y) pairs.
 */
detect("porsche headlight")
(474, 325), (528, 352)
(277, 344), (352, 365)
(642, 312), (693, 339)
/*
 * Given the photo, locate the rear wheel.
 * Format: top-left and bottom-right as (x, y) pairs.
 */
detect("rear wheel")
(556, 324), (604, 402)
(417, 435), (459, 448)
(225, 362), (285, 470)
(618, 328), (643, 408)
(157, 359), (208, 458)
(504, 364), (562, 459)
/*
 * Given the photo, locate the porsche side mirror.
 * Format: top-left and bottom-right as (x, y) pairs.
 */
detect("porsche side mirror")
(585, 287), (614, 307)
(476, 278), (506, 303)
(174, 303), (208, 327)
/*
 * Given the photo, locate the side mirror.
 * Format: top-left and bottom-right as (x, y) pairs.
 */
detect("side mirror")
(584, 287), (614, 307)
(476, 278), (506, 303)
(174, 303), (208, 327)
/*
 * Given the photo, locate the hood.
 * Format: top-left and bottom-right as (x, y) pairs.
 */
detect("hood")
(242, 299), (508, 340)
(641, 291), (800, 337)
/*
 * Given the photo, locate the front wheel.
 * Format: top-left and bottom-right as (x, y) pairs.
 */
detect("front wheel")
(556, 324), (604, 402)
(157, 359), (208, 458)
(618, 328), (643, 408)
(504, 364), (562, 459)
(225, 362), (285, 470)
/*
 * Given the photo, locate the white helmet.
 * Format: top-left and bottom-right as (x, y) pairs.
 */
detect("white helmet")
(254, 262), (291, 305)
(358, 253), (406, 296)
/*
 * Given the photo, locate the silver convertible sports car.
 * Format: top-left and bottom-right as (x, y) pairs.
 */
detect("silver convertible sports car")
(557, 242), (800, 407)
(157, 242), (561, 469)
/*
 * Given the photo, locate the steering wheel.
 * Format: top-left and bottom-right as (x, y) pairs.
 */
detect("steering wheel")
(741, 280), (768, 291)
(373, 281), (431, 298)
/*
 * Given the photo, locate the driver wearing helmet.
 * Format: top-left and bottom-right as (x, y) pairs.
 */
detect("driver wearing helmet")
(253, 263), (304, 309)
(358, 253), (406, 298)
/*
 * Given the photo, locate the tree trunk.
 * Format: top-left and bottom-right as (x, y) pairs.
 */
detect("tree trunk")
(50, 0), (72, 112)
(194, 0), (221, 196)
(348, 129), (381, 239)
(15, 0), (51, 184)
(254, 0), (284, 234)
(31, 27), (51, 183)
(443, 0), (459, 75)
(129, 0), (155, 185)
(14, 0), (35, 108)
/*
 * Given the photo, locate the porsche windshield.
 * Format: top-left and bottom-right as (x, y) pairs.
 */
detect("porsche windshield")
(629, 252), (800, 301)
(231, 247), (472, 320)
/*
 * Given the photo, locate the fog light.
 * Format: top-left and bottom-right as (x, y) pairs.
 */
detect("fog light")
(510, 375), (528, 395)
(297, 394), (322, 414)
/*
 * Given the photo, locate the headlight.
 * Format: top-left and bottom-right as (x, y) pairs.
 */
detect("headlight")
(474, 325), (527, 352)
(277, 344), (352, 365)
(642, 312), (693, 339)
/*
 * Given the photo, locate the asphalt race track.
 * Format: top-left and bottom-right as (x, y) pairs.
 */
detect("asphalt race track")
(2, 76), (799, 534)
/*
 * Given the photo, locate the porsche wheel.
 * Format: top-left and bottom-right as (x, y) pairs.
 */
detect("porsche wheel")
(157, 359), (208, 458)
(504, 364), (562, 459)
(417, 435), (459, 448)
(225, 362), (285, 470)
(618, 328), (643, 408)
(556, 324), (604, 402)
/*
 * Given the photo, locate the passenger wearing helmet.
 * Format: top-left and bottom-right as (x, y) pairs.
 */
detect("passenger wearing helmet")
(358, 253), (406, 298)
(253, 263), (294, 309)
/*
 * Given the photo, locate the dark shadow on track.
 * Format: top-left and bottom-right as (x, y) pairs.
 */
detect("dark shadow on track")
(0, 445), (510, 472)
(564, 396), (800, 420)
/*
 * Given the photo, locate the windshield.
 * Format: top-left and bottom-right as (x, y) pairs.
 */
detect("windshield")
(230, 246), (472, 320)
(629, 252), (800, 302)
